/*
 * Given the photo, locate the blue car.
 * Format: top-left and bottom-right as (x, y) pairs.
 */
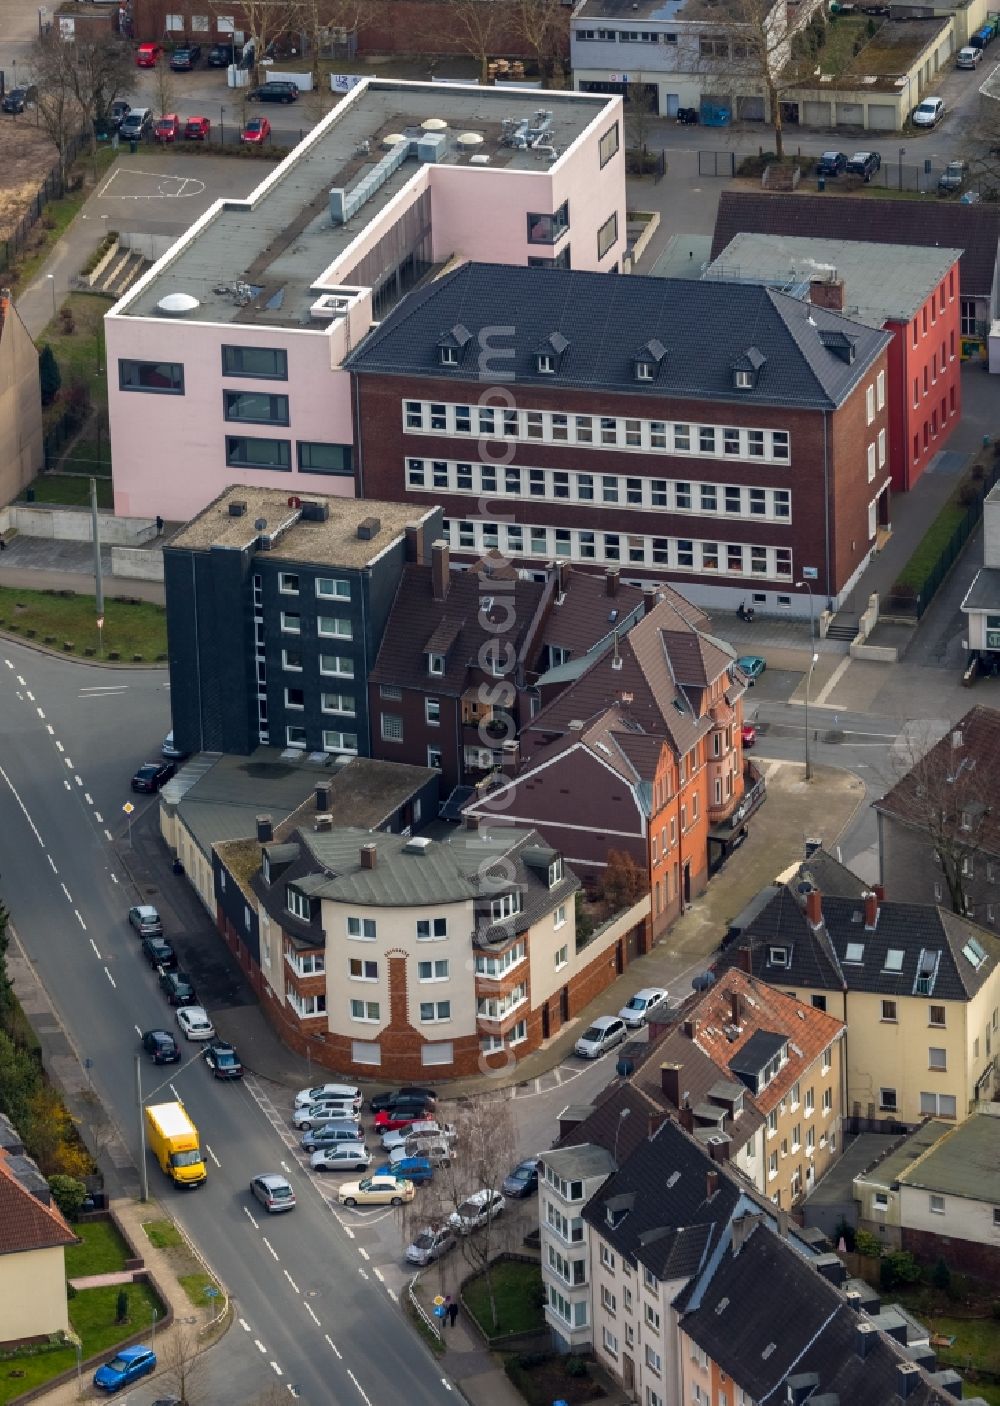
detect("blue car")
(377, 1156), (433, 1184)
(735, 655), (766, 684)
(94, 1345), (156, 1391)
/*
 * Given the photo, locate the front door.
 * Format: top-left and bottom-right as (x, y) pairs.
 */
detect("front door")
(683, 861), (692, 905)
(560, 986), (570, 1023)
(542, 1003), (550, 1041)
(623, 1354), (635, 1395)
(615, 940), (625, 975)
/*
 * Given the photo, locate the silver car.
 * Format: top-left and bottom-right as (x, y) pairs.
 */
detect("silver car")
(406, 1225), (457, 1266)
(293, 1100), (362, 1130)
(574, 1014), (627, 1059)
(310, 1143), (370, 1173)
(250, 1172), (295, 1213)
(301, 1121), (364, 1152)
(294, 1082), (361, 1110)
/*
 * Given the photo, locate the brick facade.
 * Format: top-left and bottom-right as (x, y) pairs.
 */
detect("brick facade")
(901, 1226), (1000, 1285)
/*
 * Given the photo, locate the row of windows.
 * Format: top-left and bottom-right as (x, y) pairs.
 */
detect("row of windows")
(279, 613), (354, 649)
(441, 517), (794, 578)
(480, 1020), (527, 1051)
(339, 915), (452, 942)
(347, 956), (449, 982)
(225, 436), (353, 476)
(406, 457), (792, 522)
(911, 277), (956, 345)
(277, 574), (350, 600)
(349, 998), (452, 1024)
(285, 725), (358, 754)
(119, 345), (289, 394)
(403, 400), (791, 464)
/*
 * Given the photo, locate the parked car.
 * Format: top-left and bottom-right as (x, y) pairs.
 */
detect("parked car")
(135, 42), (161, 67)
(956, 45), (983, 67)
(845, 150), (881, 181)
(154, 114), (180, 143)
(119, 108), (153, 142)
(94, 1346), (156, 1392)
(203, 1040), (242, 1078)
(816, 150), (847, 177)
(574, 1014), (627, 1059)
(295, 1083), (361, 1110)
(207, 43), (234, 65)
(405, 1224), (456, 1266)
(618, 986), (669, 1029)
(141, 935), (176, 970)
(161, 730), (188, 760)
(1, 85), (37, 115)
(938, 160), (968, 193)
(741, 721), (758, 749)
(301, 1122), (365, 1152)
(735, 655), (766, 684)
(170, 44), (201, 70)
(184, 115), (211, 141)
(108, 100), (131, 130)
(376, 1156), (433, 1184)
(141, 1028), (180, 1064)
(294, 1101), (362, 1130)
(241, 116), (271, 145)
(159, 969), (197, 1006)
(381, 1119), (454, 1152)
(912, 96), (944, 126)
(131, 760), (175, 793)
(373, 1109), (425, 1133)
(501, 1158), (540, 1198)
(370, 1087), (436, 1114)
(129, 904), (163, 937)
(448, 1189), (504, 1234)
(250, 1172), (295, 1213)
(311, 1144), (371, 1172)
(249, 80), (299, 103)
(176, 1005), (215, 1041)
(338, 1175), (415, 1207)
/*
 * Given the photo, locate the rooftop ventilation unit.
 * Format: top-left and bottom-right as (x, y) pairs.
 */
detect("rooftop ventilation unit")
(404, 836), (432, 854)
(157, 291), (200, 316)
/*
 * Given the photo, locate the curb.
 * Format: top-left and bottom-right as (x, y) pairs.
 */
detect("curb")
(0, 624), (167, 669)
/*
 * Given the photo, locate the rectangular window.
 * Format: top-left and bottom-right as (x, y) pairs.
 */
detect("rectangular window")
(381, 713), (403, 742)
(316, 578), (350, 600)
(282, 648), (302, 670)
(929, 1005), (946, 1027)
(318, 615), (352, 640)
(417, 959), (449, 983)
(920, 1092), (957, 1117)
(881, 999), (897, 1022)
(280, 612), (300, 634)
(320, 655), (354, 678)
(527, 202), (569, 244)
(419, 1000), (451, 1023)
(278, 572), (299, 594)
(222, 345), (287, 380)
(554, 944), (568, 970)
(867, 443), (876, 483)
(298, 442), (353, 476)
(322, 730), (357, 755)
(349, 957), (378, 981)
(928, 1047), (947, 1070)
(119, 359), (184, 394)
(929, 1194), (945, 1215)
(224, 390), (289, 424)
(599, 122), (620, 167)
(226, 436), (291, 470)
(879, 1087), (897, 1111)
(350, 999), (381, 1022)
(416, 917), (448, 941)
(597, 211), (619, 260)
(284, 686), (304, 710)
(286, 886), (309, 921)
(321, 692), (355, 716)
(347, 916), (377, 940)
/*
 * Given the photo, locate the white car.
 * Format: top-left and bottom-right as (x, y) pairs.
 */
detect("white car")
(574, 1014), (627, 1059)
(618, 987), (669, 1029)
(310, 1144), (371, 1173)
(294, 1082), (360, 1110)
(381, 1119), (455, 1151)
(176, 1006), (215, 1041)
(912, 96), (944, 126)
(448, 1188), (505, 1234)
(294, 1102), (361, 1131)
(389, 1138), (453, 1168)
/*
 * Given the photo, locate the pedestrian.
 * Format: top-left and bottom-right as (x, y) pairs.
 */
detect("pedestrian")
(156, 515), (164, 534)
(448, 1300), (459, 1328)
(441, 1293), (452, 1326)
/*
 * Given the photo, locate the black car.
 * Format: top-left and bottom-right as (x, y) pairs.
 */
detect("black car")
(207, 43), (235, 65)
(170, 44), (201, 70)
(142, 1029), (180, 1064)
(370, 1086), (437, 1114)
(845, 150), (881, 181)
(816, 150), (847, 177)
(203, 1041), (243, 1079)
(108, 100), (131, 130)
(159, 969), (197, 1006)
(2, 85), (37, 115)
(249, 80), (299, 104)
(131, 760), (176, 793)
(142, 935), (177, 970)
(502, 1158), (540, 1199)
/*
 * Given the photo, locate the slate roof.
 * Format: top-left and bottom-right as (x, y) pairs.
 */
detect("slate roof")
(0, 1150), (76, 1257)
(370, 562), (545, 695)
(962, 567), (1000, 612)
(682, 1220), (957, 1406)
(555, 1080), (674, 1166)
(534, 570), (646, 672)
(717, 857), (1000, 1001)
(710, 190), (1000, 299)
(897, 1113), (1000, 1203)
(271, 758), (439, 842)
(347, 262), (890, 411)
(629, 1026), (767, 1153)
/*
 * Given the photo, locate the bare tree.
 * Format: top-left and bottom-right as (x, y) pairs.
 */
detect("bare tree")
(161, 1326), (209, 1406)
(510, 0), (566, 83)
(29, 36), (86, 187)
(433, 0), (508, 84)
(294, 0), (360, 94)
(68, 37), (133, 154)
(625, 74), (656, 156)
(154, 62), (176, 121)
(219, 0), (301, 88)
(408, 1092), (517, 1329)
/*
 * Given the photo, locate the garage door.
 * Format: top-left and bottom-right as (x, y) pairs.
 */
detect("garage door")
(738, 95), (765, 121)
(802, 100), (832, 126)
(867, 103), (896, 130)
(836, 101), (864, 125)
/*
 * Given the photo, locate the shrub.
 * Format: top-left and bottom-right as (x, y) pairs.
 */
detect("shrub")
(514, 1352), (550, 1370)
(854, 1229), (882, 1259)
(66, 1282), (77, 1299)
(63, 641), (74, 652)
(116, 1288), (129, 1324)
(931, 1258), (952, 1294)
(565, 1357), (589, 1378)
(58, 307), (75, 335)
(881, 1250), (922, 1289)
(48, 1173), (87, 1220)
(38, 345), (61, 406)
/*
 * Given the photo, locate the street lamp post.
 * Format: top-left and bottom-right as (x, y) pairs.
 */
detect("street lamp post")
(46, 272), (56, 319)
(613, 1107), (631, 1166)
(135, 1053), (149, 1202)
(898, 145), (905, 192)
(796, 579), (817, 782)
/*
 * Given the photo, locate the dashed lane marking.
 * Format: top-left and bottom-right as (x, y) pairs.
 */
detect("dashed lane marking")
(239, 1318), (251, 1332)
(325, 1336), (342, 1359)
(358, 1268), (369, 1281)
(347, 1369), (373, 1406)
(305, 1303), (320, 1326)
(207, 1145), (221, 1168)
(271, 1362), (283, 1377)
(358, 1248), (370, 1261)
(254, 1339), (266, 1354)
(283, 1269), (300, 1294)
(84, 792), (93, 805)
(90, 939), (102, 959)
(47, 855), (57, 873)
(243, 1207), (259, 1230)
(104, 966), (116, 988)
(75, 911), (86, 929)
(95, 811), (103, 824)
(61, 883), (72, 903)
(262, 1237), (280, 1262)
(134, 1024), (142, 1037)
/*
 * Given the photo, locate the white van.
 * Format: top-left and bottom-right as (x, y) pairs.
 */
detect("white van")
(957, 46), (983, 67)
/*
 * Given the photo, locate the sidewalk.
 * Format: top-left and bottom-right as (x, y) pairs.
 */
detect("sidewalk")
(438, 1313), (527, 1406)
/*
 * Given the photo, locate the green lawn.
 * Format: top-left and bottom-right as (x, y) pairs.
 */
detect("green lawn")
(64, 1220), (130, 1278)
(895, 502), (968, 589)
(930, 1316), (1000, 1375)
(0, 1280), (162, 1404)
(21, 472), (113, 507)
(0, 585), (166, 662)
(179, 1271), (219, 1307)
(40, 292), (113, 421)
(10, 152), (117, 295)
(142, 1219), (183, 1250)
(817, 15), (872, 73)
(463, 1260), (546, 1337)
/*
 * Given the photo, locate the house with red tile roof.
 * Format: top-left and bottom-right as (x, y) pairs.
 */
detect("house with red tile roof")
(0, 1144), (77, 1346)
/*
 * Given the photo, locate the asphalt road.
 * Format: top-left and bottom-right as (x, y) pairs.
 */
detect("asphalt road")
(0, 642), (453, 1406)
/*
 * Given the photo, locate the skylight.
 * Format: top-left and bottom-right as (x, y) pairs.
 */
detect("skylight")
(962, 937), (987, 969)
(667, 1170), (681, 1188)
(884, 949), (904, 972)
(844, 942), (865, 963)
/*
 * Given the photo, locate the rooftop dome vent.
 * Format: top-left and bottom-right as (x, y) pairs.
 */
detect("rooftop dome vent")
(157, 291), (200, 316)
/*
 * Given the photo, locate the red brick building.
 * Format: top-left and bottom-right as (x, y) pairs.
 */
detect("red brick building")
(348, 263), (892, 615)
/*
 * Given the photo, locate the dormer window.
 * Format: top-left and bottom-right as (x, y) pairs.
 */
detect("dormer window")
(548, 857), (564, 887)
(262, 852), (272, 884)
(534, 331), (569, 376)
(731, 346), (765, 391)
(491, 892), (522, 922)
(428, 652), (445, 676)
(440, 345), (458, 366)
(636, 362), (653, 381)
(537, 353), (555, 375)
(437, 323), (472, 369)
(768, 945), (790, 968)
(286, 886), (310, 922)
(735, 370), (753, 389)
(634, 339), (667, 384)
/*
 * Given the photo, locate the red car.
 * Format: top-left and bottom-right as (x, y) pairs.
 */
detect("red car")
(184, 115), (211, 141)
(136, 42), (161, 67)
(241, 116), (271, 145)
(373, 1110), (421, 1133)
(741, 722), (757, 749)
(154, 113), (180, 143)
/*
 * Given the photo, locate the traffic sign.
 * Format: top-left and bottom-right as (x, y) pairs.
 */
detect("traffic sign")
(122, 802), (135, 815)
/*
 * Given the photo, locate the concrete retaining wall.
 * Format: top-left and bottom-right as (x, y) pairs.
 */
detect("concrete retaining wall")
(0, 504), (157, 546)
(111, 545), (164, 582)
(850, 642), (898, 662)
(117, 232), (177, 262)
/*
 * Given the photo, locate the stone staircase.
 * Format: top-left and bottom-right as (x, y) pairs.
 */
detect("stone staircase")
(95, 249), (150, 298)
(825, 615), (859, 643)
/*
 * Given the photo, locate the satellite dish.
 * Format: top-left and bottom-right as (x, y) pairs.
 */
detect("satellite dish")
(157, 292), (200, 316)
(254, 518), (268, 531)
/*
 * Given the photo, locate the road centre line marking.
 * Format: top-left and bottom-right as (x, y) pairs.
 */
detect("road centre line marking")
(239, 1317), (251, 1332)
(325, 1336), (342, 1358)
(207, 1145), (221, 1167)
(61, 883), (72, 903)
(64, 757), (73, 768)
(271, 1362), (283, 1377)
(262, 1237), (279, 1262)
(95, 812), (103, 823)
(305, 1303), (320, 1326)
(26, 691), (34, 702)
(36, 707), (44, 720)
(358, 1247), (369, 1261)
(64, 779), (71, 791)
(104, 829), (113, 841)
(169, 1083), (180, 1099)
(75, 911), (86, 930)
(358, 1267), (369, 1280)
(84, 792), (93, 805)
(104, 966), (116, 988)
(48, 855), (57, 872)
(74, 776), (83, 787)
(90, 939), (102, 959)
(56, 741), (64, 752)
(255, 1339), (267, 1354)
(347, 1369), (373, 1406)
(243, 1207), (258, 1229)
(0, 762), (46, 848)
(283, 1269), (300, 1293)
(373, 1267), (384, 1283)
(46, 724), (54, 735)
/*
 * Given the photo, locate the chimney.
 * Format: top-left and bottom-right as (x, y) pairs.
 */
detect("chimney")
(863, 889), (879, 930)
(464, 813), (481, 831)
(660, 1062), (682, 1107)
(786, 1375), (820, 1406)
(896, 1365), (920, 1400)
(709, 1135), (732, 1164)
(814, 1253), (847, 1286)
(855, 1322), (876, 1360)
(678, 1100), (695, 1132)
(682, 1017), (697, 1039)
(738, 946), (753, 975)
(729, 990), (741, 1027)
(873, 883), (885, 903)
(555, 560), (569, 595)
(314, 814), (333, 832)
(315, 781), (332, 812)
(776, 1208), (790, 1239)
(256, 815), (273, 844)
(605, 567), (620, 597)
(809, 276), (846, 313)
(844, 1290), (863, 1314)
(731, 1211), (763, 1255)
(642, 584), (658, 616)
(431, 540), (450, 601)
(706, 1169), (719, 1199)
(359, 843), (377, 870)
(806, 886), (823, 928)
(405, 521), (425, 565)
